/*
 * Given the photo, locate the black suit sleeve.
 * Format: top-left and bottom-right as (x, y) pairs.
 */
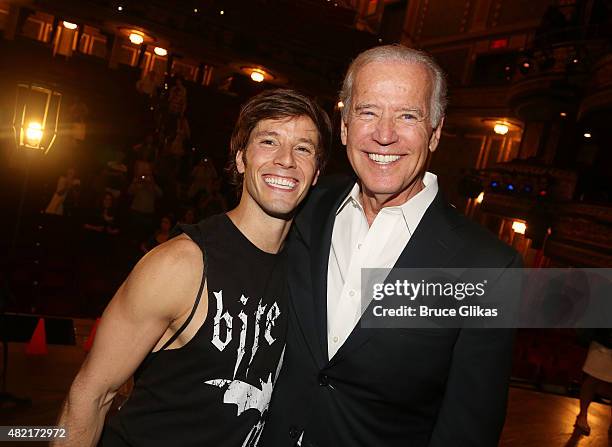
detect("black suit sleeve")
(428, 252), (523, 447)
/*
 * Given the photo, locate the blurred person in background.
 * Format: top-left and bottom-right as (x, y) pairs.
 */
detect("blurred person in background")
(127, 166), (162, 241)
(82, 192), (122, 264)
(140, 214), (175, 254)
(195, 178), (227, 219)
(45, 167), (81, 217)
(168, 77), (187, 118)
(188, 156), (218, 200)
(129, 134), (158, 180)
(83, 192), (121, 238)
(178, 207), (196, 225)
(575, 329), (612, 436)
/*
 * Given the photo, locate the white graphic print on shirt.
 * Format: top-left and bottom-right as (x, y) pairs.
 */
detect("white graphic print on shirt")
(205, 290), (282, 447)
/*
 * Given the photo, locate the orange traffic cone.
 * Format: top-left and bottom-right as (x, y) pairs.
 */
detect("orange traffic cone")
(25, 318), (48, 355)
(84, 318), (101, 352)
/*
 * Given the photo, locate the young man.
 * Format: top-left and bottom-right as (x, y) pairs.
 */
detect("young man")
(54, 89), (331, 447)
(262, 45), (522, 446)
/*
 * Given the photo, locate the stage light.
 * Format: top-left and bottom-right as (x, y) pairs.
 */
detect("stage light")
(337, 101), (344, 108)
(129, 32), (144, 45)
(560, 112), (567, 117)
(506, 183), (515, 192)
(117, 5), (123, 11)
(476, 192), (484, 204)
(523, 185), (532, 193)
(193, 8), (198, 13)
(154, 47), (167, 57)
(220, 10), (224, 15)
(584, 132), (591, 138)
(250, 69), (265, 83)
(62, 21), (77, 30)
(512, 221), (526, 234)
(494, 122), (509, 135)
(490, 180), (500, 189)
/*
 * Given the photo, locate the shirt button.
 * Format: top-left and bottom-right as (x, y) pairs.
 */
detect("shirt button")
(349, 290), (355, 297)
(333, 336), (339, 343)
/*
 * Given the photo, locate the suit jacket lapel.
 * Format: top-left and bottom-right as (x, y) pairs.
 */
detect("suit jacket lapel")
(393, 193), (462, 269)
(327, 192), (463, 368)
(291, 179), (355, 367)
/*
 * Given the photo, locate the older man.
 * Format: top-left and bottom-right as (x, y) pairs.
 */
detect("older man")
(262, 45), (522, 447)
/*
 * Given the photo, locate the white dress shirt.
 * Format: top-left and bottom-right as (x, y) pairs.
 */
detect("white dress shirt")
(326, 172), (439, 359)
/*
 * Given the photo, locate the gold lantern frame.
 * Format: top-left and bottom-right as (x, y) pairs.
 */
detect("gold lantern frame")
(12, 83), (62, 154)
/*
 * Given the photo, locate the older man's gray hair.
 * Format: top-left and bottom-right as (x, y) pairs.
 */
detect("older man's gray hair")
(339, 44), (448, 129)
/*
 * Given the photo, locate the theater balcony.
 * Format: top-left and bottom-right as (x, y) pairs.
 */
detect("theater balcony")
(475, 160), (612, 267)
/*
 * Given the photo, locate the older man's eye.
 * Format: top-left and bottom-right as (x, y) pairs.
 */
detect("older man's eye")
(357, 110), (376, 119)
(296, 146), (313, 154)
(261, 139), (275, 145)
(400, 112), (423, 125)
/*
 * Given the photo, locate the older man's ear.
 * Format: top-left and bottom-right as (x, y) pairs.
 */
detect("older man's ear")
(428, 117), (445, 153)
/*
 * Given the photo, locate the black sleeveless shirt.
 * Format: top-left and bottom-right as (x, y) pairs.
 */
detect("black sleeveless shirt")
(102, 214), (288, 446)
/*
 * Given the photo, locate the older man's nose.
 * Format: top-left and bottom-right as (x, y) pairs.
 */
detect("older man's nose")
(372, 116), (399, 145)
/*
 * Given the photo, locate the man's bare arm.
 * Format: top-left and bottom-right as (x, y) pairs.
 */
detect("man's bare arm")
(53, 236), (204, 447)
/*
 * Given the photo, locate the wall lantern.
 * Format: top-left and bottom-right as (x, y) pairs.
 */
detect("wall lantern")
(12, 83), (62, 154)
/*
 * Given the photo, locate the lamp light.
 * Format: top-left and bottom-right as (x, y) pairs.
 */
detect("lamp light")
(13, 83), (62, 154)
(129, 32), (144, 45)
(250, 69), (265, 83)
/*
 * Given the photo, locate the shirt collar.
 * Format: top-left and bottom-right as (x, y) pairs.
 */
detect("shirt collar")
(336, 172), (439, 234)
(336, 182), (363, 215)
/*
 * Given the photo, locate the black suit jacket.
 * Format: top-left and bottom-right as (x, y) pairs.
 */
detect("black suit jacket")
(262, 177), (522, 447)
